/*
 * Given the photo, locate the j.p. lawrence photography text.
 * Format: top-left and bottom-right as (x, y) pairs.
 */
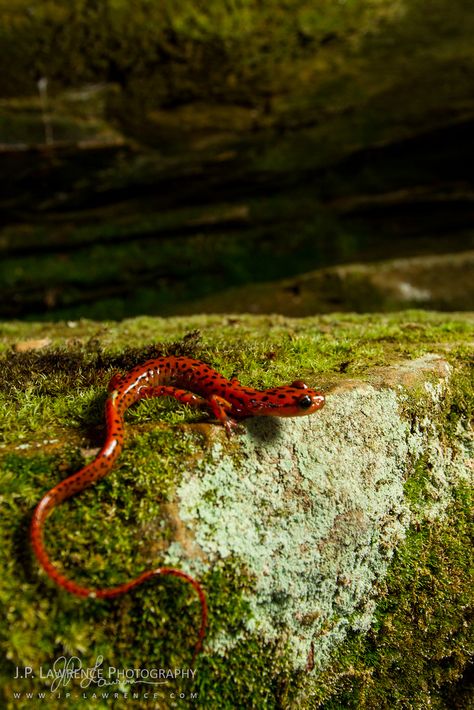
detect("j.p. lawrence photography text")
(13, 655), (196, 693)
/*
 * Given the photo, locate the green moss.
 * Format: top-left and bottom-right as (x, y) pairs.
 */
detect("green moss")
(304, 483), (473, 710)
(0, 0), (406, 100)
(0, 313), (472, 709)
(403, 455), (433, 508)
(2, 4), (474, 323)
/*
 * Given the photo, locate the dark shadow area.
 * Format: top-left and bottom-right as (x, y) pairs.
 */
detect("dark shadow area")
(1, 115), (473, 320)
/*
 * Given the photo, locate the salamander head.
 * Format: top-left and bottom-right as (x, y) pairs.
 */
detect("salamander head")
(252, 380), (325, 417)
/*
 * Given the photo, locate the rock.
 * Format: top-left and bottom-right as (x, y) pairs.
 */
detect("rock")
(178, 250), (474, 315)
(0, 312), (472, 708)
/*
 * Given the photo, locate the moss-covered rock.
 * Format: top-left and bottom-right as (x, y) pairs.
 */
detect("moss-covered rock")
(0, 312), (472, 708)
(2, 1), (474, 322)
(171, 250), (474, 316)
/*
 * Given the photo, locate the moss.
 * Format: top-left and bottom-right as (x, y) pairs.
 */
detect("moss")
(403, 455), (433, 508)
(0, 1), (409, 101)
(302, 483), (473, 710)
(2, 4), (474, 323)
(0, 313), (472, 708)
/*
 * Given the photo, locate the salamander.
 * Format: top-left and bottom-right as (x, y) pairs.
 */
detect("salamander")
(30, 355), (325, 659)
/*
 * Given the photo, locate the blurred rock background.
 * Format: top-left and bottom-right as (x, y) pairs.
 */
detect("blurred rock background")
(0, 0), (473, 320)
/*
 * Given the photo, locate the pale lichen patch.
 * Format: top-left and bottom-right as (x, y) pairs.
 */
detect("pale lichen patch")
(172, 387), (412, 668)
(166, 354), (471, 674)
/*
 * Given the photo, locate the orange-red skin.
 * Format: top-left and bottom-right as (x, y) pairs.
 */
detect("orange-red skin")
(30, 356), (325, 659)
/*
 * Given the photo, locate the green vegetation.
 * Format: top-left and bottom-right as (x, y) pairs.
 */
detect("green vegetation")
(1, 1), (474, 320)
(0, 313), (472, 708)
(293, 483), (473, 710)
(0, 1), (407, 100)
(1, 0), (473, 153)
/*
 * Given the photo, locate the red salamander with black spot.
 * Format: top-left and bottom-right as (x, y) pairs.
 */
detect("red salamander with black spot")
(30, 356), (325, 658)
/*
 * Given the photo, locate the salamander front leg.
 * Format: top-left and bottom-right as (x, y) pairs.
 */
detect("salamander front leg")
(137, 387), (239, 436)
(206, 394), (240, 437)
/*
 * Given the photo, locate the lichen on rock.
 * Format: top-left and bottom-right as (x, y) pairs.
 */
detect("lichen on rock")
(173, 364), (470, 672)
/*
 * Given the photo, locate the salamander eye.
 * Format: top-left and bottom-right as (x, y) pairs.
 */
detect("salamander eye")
(291, 380), (308, 389)
(298, 394), (313, 409)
